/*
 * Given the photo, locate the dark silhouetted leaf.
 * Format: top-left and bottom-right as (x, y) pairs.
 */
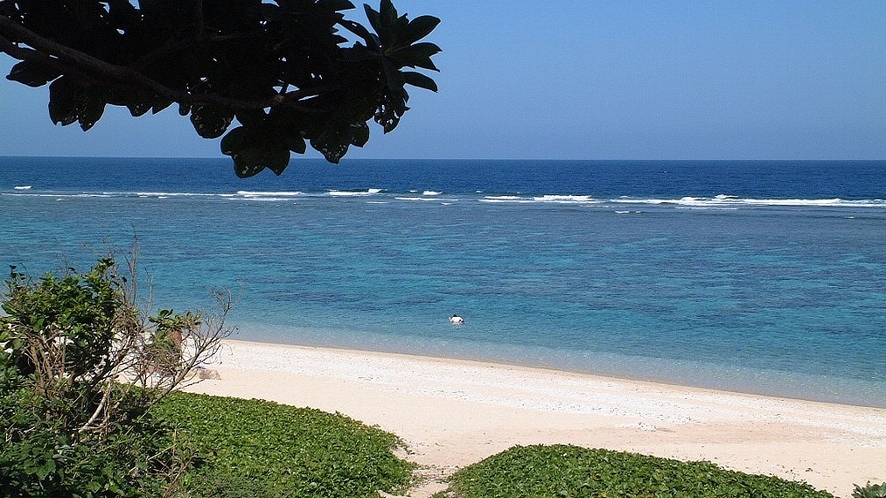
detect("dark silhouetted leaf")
(233, 161), (265, 178)
(222, 126), (291, 177)
(317, 0), (355, 12)
(374, 95), (403, 133)
(231, 142), (290, 177)
(151, 99), (173, 114)
(220, 126), (248, 156)
(339, 19), (378, 48)
(263, 146), (290, 175)
(388, 42), (441, 71)
(350, 122), (369, 147)
(381, 57), (403, 91)
(260, 3), (281, 21)
(363, 4), (381, 36)
(401, 71), (437, 92)
(284, 133), (307, 154)
(77, 90), (106, 131)
(7, 61), (59, 88)
(190, 105), (234, 139)
(235, 109), (267, 128)
(379, 0), (397, 30)
(310, 122), (361, 163)
(48, 78), (78, 126)
(127, 100), (153, 117)
(402, 16), (440, 46)
(340, 45), (379, 63)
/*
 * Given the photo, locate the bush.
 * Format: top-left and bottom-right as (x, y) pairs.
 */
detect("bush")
(0, 256), (231, 497)
(439, 444), (836, 498)
(1, 255), (414, 497)
(0, 392), (174, 497)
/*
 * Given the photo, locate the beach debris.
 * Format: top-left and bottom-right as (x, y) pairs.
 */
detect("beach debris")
(196, 367), (221, 380)
(618, 422), (658, 432)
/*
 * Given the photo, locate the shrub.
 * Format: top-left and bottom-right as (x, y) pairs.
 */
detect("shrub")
(0, 391), (174, 497)
(0, 256), (231, 497)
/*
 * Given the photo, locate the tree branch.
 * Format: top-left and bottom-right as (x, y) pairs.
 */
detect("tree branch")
(191, 0), (205, 39)
(78, 381), (111, 434)
(0, 15), (324, 112)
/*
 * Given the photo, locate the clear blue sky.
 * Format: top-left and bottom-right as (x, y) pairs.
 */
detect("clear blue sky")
(0, 1), (883, 159)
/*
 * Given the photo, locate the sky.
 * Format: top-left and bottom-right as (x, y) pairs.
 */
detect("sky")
(0, 1), (884, 160)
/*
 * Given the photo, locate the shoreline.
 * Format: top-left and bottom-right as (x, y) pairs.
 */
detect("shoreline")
(211, 332), (886, 409)
(185, 339), (886, 497)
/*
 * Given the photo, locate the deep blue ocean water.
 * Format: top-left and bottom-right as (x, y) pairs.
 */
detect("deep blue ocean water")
(1, 157), (885, 407)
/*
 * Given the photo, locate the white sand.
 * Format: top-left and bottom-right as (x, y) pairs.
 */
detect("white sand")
(185, 339), (886, 497)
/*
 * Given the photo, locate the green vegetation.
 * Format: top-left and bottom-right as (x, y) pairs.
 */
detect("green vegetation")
(0, 256), (229, 496)
(0, 257), (872, 498)
(855, 482), (886, 498)
(0, 0), (440, 176)
(436, 444), (836, 498)
(0, 257), (414, 497)
(153, 392), (415, 498)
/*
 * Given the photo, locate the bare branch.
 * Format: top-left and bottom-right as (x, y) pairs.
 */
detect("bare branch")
(79, 382), (111, 433)
(145, 288), (235, 403)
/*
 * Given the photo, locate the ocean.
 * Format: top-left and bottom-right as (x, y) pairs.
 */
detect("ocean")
(1, 157), (884, 407)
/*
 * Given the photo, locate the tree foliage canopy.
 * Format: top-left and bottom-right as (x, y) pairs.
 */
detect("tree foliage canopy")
(0, 0), (440, 177)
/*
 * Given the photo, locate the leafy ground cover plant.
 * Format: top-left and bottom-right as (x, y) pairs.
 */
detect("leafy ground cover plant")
(854, 482), (886, 498)
(437, 444), (836, 498)
(153, 392), (416, 498)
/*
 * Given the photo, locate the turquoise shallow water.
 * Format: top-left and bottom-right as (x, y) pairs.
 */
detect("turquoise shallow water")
(1, 157), (885, 407)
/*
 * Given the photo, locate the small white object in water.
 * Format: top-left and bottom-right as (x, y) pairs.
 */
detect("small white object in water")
(449, 314), (465, 325)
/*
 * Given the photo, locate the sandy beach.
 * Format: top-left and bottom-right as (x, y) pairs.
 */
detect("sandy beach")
(185, 339), (886, 497)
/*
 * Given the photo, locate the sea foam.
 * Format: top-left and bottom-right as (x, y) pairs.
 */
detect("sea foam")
(328, 188), (382, 197)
